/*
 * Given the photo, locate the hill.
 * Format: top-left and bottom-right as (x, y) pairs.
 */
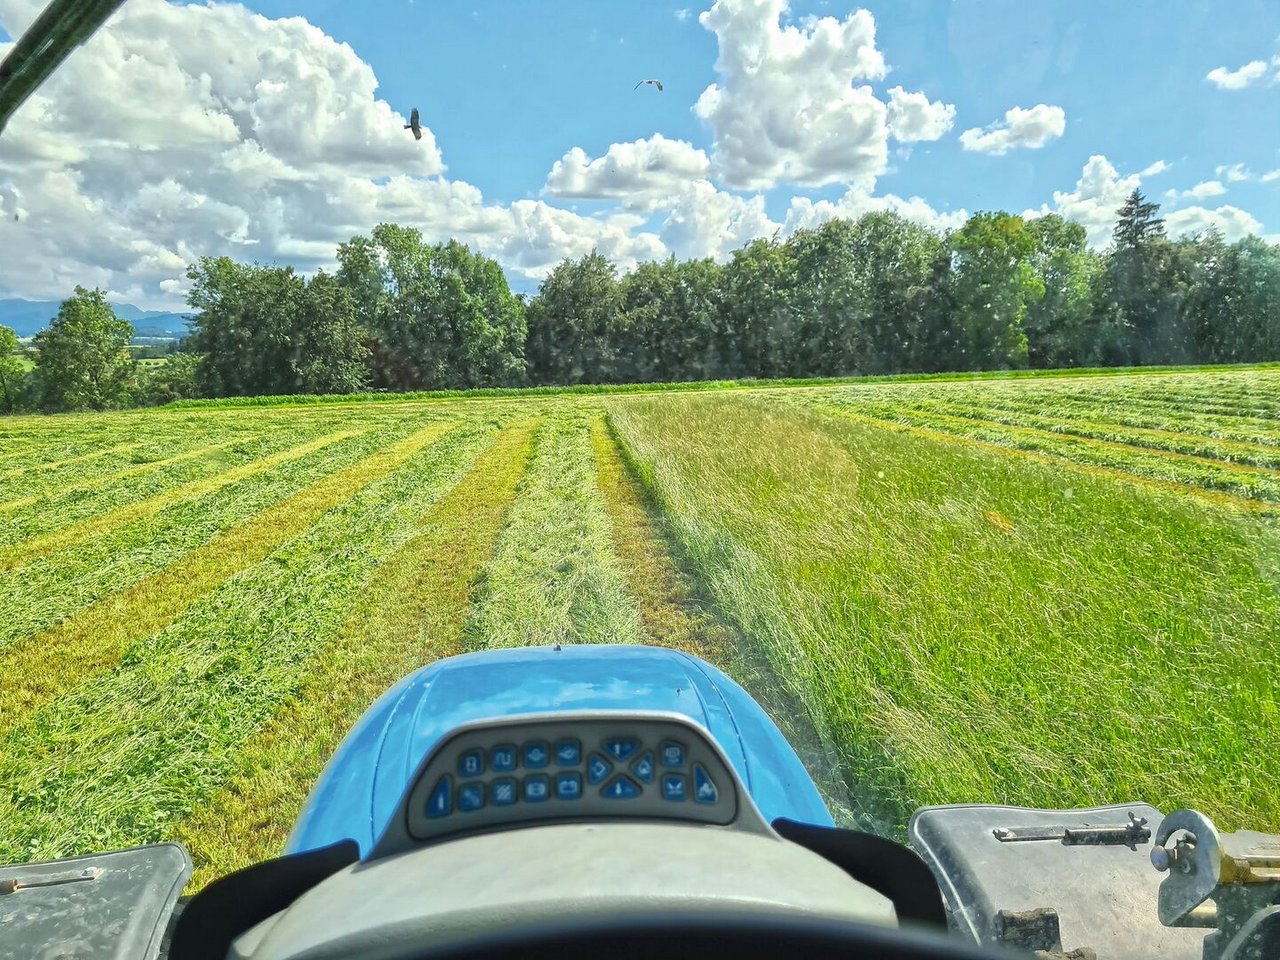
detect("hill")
(0, 298), (192, 340)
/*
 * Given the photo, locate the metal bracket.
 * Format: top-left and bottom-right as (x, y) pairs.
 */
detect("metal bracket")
(992, 811), (1151, 849)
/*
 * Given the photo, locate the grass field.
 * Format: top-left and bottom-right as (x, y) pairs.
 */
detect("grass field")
(0, 367), (1276, 885)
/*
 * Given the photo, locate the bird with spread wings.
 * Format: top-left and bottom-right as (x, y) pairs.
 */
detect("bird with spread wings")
(404, 107), (423, 141)
(633, 79), (664, 92)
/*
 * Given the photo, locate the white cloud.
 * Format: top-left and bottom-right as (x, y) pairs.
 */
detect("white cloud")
(1214, 162), (1252, 182)
(543, 134), (711, 210)
(659, 180), (780, 261)
(0, 0), (671, 303)
(1262, 169), (1280, 183)
(675, 8), (692, 21)
(1033, 154), (1143, 247)
(959, 104), (1066, 155)
(1205, 60), (1268, 90)
(1140, 160), (1170, 176)
(693, 0), (889, 189)
(784, 188), (967, 234)
(1169, 180), (1228, 200)
(1165, 204), (1262, 241)
(885, 86), (956, 143)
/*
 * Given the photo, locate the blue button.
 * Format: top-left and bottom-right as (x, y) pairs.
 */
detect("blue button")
(586, 752), (613, 785)
(603, 738), (639, 762)
(524, 774), (550, 802)
(458, 781), (485, 812)
(491, 778), (518, 806)
(426, 775), (452, 818)
(693, 764), (718, 804)
(601, 775), (642, 799)
(554, 739), (581, 766)
(660, 741), (685, 767)
(523, 741), (550, 769)
(662, 774), (687, 802)
(458, 749), (484, 778)
(556, 772), (582, 800)
(631, 751), (655, 783)
(491, 744), (517, 772)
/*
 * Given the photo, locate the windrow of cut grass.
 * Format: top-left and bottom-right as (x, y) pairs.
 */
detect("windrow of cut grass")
(0, 425), (437, 651)
(0, 422), (457, 738)
(177, 418), (540, 886)
(461, 412), (646, 650)
(608, 393), (1280, 833)
(0, 417), (506, 863)
(801, 398), (1280, 504)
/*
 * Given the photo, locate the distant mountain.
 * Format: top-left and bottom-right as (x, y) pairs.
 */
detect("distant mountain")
(0, 298), (193, 340)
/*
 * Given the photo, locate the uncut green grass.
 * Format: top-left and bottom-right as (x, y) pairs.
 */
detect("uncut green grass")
(0, 417), (505, 861)
(462, 411), (646, 649)
(609, 393), (1280, 833)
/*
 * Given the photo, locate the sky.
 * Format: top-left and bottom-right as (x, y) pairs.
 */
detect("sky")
(0, 0), (1278, 308)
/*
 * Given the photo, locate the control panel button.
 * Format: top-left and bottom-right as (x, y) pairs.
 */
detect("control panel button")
(631, 750), (655, 783)
(554, 739), (581, 766)
(458, 749), (485, 778)
(523, 741), (550, 769)
(490, 778), (518, 806)
(603, 738), (639, 762)
(524, 774), (550, 802)
(490, 744), (517, 773)
(458, 782), (485, 813)
(601, 775), (642, 800)
(555, 772), (583, 800)
(660, 740), (685, 768)
(426, 775), (452, 818)
(662, 774), (687, 802)
(693, 764), (718, 804)
(586, 752), (613, 785)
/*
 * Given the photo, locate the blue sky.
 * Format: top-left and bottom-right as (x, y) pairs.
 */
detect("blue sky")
(244, 0), (1280, 226)
(1, 0), (1278, 306)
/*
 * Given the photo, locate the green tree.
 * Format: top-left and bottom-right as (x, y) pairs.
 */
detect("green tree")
(337, 225), (526, 390)
(186, 259), (368, 397)
(1024, 214), (1105, 367)
(946, 213), (1042, 370)
(617, 257), (725, 382)
(0, 324), (28, 413)
(133, 352), (203, 406)
(525, 252), (624, 385)
(32, 287), (135, 411)
(719, 237), (798, 379)
(1107, 190), (1188, 363)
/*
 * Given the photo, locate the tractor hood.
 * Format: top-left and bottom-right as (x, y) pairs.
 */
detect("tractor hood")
(287, 644), (832, 856)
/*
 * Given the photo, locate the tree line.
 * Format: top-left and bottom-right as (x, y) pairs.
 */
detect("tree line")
(3, 190), (1278, 413)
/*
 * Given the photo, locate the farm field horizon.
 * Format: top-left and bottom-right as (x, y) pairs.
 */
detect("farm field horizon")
(0, 366), (1277, 888)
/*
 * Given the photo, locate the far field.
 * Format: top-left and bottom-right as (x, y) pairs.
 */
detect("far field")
(0, 367), (1276, 887)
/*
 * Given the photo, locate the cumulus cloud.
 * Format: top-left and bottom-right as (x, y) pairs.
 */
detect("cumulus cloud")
(1167, 180), (1228, 200)
(1165, 204), (1262, 241)
(0, 0), (669, 304)
(959, 104), (1066, 155)
(1140, 160), (1170, 176)
(885, 86), (956, 142)
(784, 188), (967, 234)
(693, 0), (889, 189)
(1205, 60), (1268, 90)
(659, 180), (780, 261)
(1215, 162), (1252, 182)
(1032, 154), (1143, 247)
(543, 134), (711, 209)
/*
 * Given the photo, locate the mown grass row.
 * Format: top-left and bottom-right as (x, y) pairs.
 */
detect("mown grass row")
(0, 417), (507, 863)
(799, 395), (1280, 505)
(608, 393), (1280, 833)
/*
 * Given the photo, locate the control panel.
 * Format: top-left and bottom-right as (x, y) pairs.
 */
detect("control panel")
(387, 713), (751, 850)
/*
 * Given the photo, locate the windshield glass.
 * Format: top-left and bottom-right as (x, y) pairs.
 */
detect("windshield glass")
(0, 0), (1276, 899)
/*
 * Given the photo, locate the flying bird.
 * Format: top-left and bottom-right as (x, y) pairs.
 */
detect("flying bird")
(633, 79), (664, 92)
(404, 107), (422, 141)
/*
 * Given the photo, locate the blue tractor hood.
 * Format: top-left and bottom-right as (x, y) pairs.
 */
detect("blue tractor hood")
(288, 645), (833, 856)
